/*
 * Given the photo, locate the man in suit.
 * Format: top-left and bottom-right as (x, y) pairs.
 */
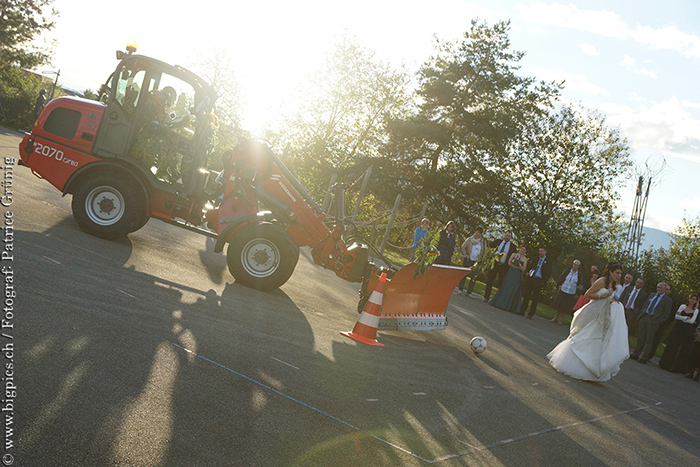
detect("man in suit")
(619, 277), (648, 336)
(482, 231), (517, 302)
(631, 282), (673, 364)
(650, 283), (678, 360)
(614, 273), (634, 300)
(520, 247), (553, 319)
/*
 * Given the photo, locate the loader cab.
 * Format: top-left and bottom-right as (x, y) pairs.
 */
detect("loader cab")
(94, 53), (217, 194)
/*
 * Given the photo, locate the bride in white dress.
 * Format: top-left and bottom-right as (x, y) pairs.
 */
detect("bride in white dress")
(547, 262), (629, 382)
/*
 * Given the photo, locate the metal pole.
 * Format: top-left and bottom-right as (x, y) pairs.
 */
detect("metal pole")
(48, 70), (60, 101)
(321, 174), (337, 214)
(351, 166), (372, 222)
(379, 194), (401, 255)
(419, 200), (428, 220)
(635, 178), (652, 262)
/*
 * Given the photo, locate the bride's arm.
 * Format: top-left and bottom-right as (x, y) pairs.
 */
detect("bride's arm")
(584, 277), (610, 300)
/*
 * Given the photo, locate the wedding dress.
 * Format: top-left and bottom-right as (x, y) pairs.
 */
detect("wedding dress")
(547, 288), (629, 382)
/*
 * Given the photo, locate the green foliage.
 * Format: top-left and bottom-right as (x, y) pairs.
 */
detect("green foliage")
(0, 66), (44, 129)
(502, 104), (632, 258)
(0, 0), (57, 72)
(638, 217), (700, 299)
(0, 0), (57, 130)
(267, 35), (414, 199)
(82, 89), (98, 100)
(261, 19), (633, 279)
(470, 247), (505, 279)
(412, 233), (439, 279)
(192, 47), (242, 128)
(379, 20), (562, 225)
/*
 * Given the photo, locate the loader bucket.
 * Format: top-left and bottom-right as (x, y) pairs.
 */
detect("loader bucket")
(367, 263), (471, 331)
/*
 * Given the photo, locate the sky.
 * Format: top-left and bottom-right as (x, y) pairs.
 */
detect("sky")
(33, 0), (700, 236)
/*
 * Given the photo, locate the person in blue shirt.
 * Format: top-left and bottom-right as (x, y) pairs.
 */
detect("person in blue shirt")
(409, 218), (430, 262)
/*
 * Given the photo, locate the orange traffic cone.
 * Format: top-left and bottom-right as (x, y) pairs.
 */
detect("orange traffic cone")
(341, 272), (387, 347)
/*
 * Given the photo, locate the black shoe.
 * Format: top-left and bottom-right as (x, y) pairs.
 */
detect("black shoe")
(629, 355), (638, 360)
(638, 358), (647, 364)
(685, 372), (694, 379)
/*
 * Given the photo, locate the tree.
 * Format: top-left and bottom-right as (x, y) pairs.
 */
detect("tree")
(0, 0), (57, 129)
(0, 0), (57, 72)
(639, 217), (700, 299)
(380, 19), (562, 229)
(192, 47), (242, 128)
(268, 35), (414, 197)
(191, 47), (247, 170)
(501, 105), (632, 257)
(82, 88), (98, 101)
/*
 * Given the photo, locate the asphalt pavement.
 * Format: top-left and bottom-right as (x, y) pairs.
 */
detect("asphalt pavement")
(2, 128), (699, 466)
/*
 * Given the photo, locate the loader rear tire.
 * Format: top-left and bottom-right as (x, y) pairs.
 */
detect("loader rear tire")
(72, 173), (146, 239)
(226, 223), (299, 291)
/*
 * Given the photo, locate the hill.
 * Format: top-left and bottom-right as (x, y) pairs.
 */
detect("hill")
(639, 226), (673, 251)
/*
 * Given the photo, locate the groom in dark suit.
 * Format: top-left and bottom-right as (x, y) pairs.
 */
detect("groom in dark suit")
(482, 231), (517, 302)
(521, 247), (553, 318)
(630, 282), (673, 363)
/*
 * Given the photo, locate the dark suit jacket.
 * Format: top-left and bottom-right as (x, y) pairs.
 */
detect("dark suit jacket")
(640, 293), (673, 323)
(526, 255), (552, 282)
(489, 238), (517, 269)
(619, 286), (648, 317)
(555, 267), (584, 292)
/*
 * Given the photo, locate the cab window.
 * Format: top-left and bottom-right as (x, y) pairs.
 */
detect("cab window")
(129, 70), (198, 186)
(113, 62), (146, 121)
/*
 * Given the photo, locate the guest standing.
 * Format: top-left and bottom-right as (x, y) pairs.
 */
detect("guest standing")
(685, 323), (700, 381)
(434, 221), (456, 265)
(614, 273), (634, 301)
(456, 226), (487, 295)
(409, 218), (430, 262)
(659, 293), (699, 373)
(550, 260), (584, 325)
(630, 282), (673, 364)
(520, 247), (553, 319)
(490, 245), (527, 314)
(619, 277), (648, 335)
(482, 231), (517, 302)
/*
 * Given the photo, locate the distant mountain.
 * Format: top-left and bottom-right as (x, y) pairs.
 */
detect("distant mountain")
(639, 226), (673, 251)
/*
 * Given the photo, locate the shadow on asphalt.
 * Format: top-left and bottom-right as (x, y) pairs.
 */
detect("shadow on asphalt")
(15, 218), (700, 466)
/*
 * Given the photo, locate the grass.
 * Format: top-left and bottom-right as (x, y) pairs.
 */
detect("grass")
(373, 246), (410, 268)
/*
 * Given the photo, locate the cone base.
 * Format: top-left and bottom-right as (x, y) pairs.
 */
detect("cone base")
(340, 331), (385, 347)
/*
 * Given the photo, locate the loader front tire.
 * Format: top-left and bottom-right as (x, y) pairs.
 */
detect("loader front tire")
(226, 223), (299, 291)
(72, 173), (146, 239)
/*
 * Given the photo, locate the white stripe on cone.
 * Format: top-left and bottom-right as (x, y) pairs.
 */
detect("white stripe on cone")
(368, 290), (384, 305)
(358, 312), (380, 328)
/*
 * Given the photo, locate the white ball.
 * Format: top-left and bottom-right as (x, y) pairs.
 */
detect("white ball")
(470, 336), (487, 354)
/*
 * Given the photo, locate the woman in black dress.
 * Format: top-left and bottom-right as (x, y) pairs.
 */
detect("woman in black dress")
(659, 293), (699, 373)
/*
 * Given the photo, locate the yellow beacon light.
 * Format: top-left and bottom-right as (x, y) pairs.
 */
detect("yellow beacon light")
(126, 39), (137, 54)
